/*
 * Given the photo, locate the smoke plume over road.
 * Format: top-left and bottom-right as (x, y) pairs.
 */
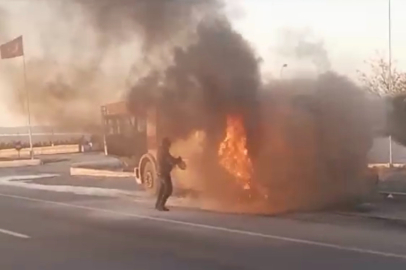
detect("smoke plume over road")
(72, 0), (220, 52)
(1, 0), (222, 130)
(122, 2), (375, 212)
(253, 74), (374, 213)
(0, 0), (379, 213)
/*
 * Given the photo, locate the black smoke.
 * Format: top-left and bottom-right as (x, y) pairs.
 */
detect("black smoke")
(3, 0), (220, 129)
(253, 73), (374, 213)
(2, 1), (378, 213)
(71, 0), (220, 52)
(125, 11), (262, 203)
(126, 12), (376, 213)
(129, 17), (260, 139)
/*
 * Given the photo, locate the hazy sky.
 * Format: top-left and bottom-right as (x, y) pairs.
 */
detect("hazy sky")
(0, 0), (401, 126)
(232, 0), (397, 78)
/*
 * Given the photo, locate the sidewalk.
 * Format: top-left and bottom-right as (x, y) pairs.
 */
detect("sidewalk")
(0, 158), (42, 168)
(337, 201), (406, 224)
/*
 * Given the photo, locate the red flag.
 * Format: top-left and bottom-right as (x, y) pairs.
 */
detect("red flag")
(0, 36), (24, 59)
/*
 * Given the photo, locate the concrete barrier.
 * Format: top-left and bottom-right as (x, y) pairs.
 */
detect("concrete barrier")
(70, 167), (135, 178)
(71, 159), (123, 170)
(0, 159), (42, 168)
(0, 145), (79, 158)
(368, 163), (405, 169)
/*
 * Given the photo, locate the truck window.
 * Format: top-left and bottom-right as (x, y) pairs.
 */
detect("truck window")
(130, 116), (136, 128)
(121, 117), (134, 136)
(138, 117), (146, 133)
(116, 118), (121, 134)
(108, 119), (115, 135)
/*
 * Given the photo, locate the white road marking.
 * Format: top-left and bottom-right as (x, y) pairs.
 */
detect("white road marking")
(0, 228), (30, 239)
(0, 174), (136, 197)
(0, 192), (405, 260)
(0, 174), (59, 181)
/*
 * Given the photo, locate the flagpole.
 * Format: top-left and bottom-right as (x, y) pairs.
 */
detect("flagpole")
(388, 0), (393, 166)
(22, 51), (33, 159)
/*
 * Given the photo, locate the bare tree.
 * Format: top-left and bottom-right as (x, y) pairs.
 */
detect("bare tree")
(358, 57), (406, 96)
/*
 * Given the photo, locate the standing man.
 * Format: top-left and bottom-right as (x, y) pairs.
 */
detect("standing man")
(155, 137), (185, 211)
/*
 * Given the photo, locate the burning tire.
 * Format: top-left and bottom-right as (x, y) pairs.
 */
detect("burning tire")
(142, 161), (159, 195)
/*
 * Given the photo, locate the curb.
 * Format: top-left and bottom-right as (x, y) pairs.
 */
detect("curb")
(71, 159), (123, 168)
(0, 159), (42, 168)
(70, 167), (134, 178)
(335, 211), (406, 225)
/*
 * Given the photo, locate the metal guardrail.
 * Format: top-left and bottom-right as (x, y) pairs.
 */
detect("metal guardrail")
(368, 163), (405, 168)
(0, 133), (85, 137)
(379, 191), (406, 199)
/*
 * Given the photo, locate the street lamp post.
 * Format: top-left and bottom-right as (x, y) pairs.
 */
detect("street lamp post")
(280, 64), (288, 79)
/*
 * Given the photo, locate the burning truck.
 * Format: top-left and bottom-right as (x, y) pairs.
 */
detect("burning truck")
(101, 100), (257, 200)
(100, 73), (406, 214)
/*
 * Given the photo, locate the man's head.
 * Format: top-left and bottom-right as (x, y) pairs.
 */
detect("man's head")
(162, 137), (171, 150)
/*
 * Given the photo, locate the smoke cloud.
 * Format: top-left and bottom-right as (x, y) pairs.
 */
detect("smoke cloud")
(5, 59), (118, 131)
(2, 0), (220, 129)
(129, 17), (260, 138)
(170, 72), (376, 214)
(127, 15), (262, 205)
(1, 1), (378, 213)
(0, 7), (7, 39)
(386, 94), (406, 146)
(252, 73), (374, 213)
(124, 7), (374, 213)
(71, 0), (220, 52)
(2, 0), (227, 130)
(169, 73), (374, 213)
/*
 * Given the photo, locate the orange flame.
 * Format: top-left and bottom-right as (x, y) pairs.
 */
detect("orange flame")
(218, 115), (253, 190)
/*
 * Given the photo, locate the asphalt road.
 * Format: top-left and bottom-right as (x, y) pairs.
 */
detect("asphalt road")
(1, 154), (406, 269)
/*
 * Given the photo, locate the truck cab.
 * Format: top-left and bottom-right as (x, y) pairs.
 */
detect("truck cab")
(101, 101), (161, 194)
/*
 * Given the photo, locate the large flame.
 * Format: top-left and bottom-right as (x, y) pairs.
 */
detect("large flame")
(218, 115), (253, 190)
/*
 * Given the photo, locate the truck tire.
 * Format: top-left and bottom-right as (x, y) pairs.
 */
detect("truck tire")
(142, 161), (159, 195)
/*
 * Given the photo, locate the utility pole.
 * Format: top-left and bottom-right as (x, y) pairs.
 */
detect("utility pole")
(388, 0), (393, 166)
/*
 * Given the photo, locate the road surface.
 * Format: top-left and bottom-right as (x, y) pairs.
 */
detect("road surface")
(0, 153), (406, 269)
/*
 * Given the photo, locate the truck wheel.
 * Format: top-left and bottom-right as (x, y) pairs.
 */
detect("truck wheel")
(142, 161), (159, 194)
